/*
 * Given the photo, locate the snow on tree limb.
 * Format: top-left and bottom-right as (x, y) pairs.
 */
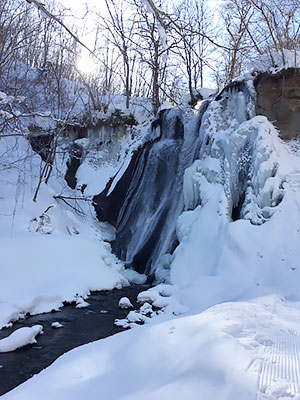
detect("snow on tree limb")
(143, 0), (167, 30)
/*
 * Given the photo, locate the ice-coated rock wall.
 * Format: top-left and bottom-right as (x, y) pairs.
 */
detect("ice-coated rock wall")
(93, 106), (208, 275)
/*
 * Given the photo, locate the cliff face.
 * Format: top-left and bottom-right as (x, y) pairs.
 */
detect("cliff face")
(254, 68), (300, 140)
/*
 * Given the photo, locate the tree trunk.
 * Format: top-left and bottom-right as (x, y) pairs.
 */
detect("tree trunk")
(152, 44), (160, 114)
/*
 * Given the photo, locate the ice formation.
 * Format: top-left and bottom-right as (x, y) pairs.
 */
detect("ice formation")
(167, 74), (300, 312)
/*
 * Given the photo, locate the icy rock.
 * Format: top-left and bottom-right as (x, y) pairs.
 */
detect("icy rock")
(118, 297), (133, 309)
(126, 311), (148, 324)
(0, 325), (43, 353)
(114, 319), (130, 329)
(154, 254), (174, 283)
(139, 302), (153, 315)
(51, 322), (64, 329)
(75, 297), (89, 309)
(121, 269), (147, 284)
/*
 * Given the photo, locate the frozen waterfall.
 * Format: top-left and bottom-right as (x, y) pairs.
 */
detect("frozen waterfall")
(93, 75), (296, 283)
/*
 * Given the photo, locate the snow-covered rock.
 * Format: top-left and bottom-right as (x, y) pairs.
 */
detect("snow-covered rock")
(0, 325), (43, 353)
(246, 48), (300, 74)
(51, 322), (63, 329)
(118, 297), (133, 309)
(75, 297), (90, 309)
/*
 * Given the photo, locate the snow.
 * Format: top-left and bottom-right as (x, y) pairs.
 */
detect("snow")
(2, 57), (300, 399)
(6, 296), (300, 399)
(0, 303), (19, 330)
(168, 95), (300, 313)
(246, 49), (300, 75)
(0, 134), (138, 330)
(75, 297), (90, 309)
(51, 322), (64, 329)
(0, 65), (151, 330)
(121, 269), (147, 285)
(0, 325), (43, 353)
(118, 297), (133, 309)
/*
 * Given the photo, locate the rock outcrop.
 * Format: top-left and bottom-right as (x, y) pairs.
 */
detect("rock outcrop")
(254, 68), (300, 140)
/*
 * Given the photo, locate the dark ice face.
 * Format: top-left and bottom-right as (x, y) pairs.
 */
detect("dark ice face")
(93, 107), (206, 275)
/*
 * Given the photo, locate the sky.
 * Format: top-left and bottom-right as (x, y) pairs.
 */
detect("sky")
(56, 0), (219, 84)
(58, 0), (108, 73)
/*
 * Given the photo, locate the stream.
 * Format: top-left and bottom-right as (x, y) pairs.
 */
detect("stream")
(0, 284), (149, 396)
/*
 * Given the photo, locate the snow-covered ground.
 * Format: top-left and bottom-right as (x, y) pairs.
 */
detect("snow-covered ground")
(0, 62), (155, 330)
(0, 132), (145, 330)
(2, 54), (300, 399)
(3, 295), (300, 400)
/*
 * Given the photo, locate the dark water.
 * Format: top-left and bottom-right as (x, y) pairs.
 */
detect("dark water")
(0, 285), (149, 396)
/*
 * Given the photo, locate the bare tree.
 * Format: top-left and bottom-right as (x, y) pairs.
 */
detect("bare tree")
(132, 0), (179, 112)
(217, 0), (300, 86)
(248, 0), (300, 64)
(0, 0), (40, 78)
(221, 0), (254, 84)
(172, 0), (214, 104)
(96, 0), (138, 109)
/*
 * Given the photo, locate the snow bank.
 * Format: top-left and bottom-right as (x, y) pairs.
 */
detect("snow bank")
(0, 135), (133, 329)
(0, 325), (43, 353)
(5, 296), (300, 399)
(0, 303), (19, 330)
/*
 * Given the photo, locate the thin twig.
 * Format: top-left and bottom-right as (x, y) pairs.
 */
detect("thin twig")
(53, 195), (92, 201)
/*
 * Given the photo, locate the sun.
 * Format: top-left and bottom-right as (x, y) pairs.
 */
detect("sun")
(76, 52), (97, 75)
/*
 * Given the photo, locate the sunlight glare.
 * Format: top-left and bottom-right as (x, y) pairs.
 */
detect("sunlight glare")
(76, 53), (97, 75)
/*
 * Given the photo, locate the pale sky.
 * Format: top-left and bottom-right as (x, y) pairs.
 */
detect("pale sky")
(57, 0), (219, 83)
(58, 0), (108, 72)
